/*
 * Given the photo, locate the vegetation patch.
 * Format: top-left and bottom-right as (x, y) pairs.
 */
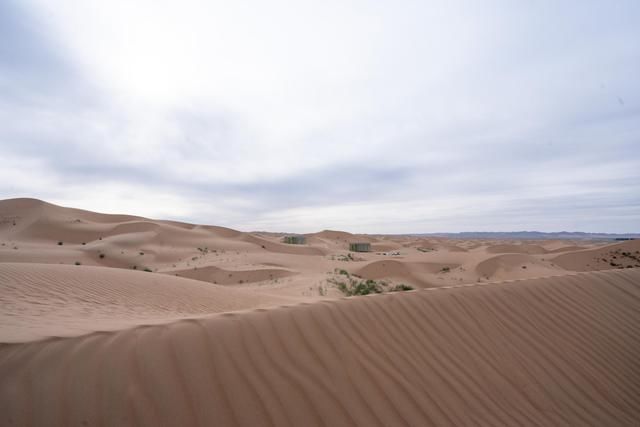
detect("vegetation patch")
(329, 276), (414, 296)
(335, 278), (382, 296)
(598, 249), (640, 269)
(334, 253), (355, 262)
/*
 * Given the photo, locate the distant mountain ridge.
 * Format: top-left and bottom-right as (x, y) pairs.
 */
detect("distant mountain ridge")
(407, 231), (640, 240)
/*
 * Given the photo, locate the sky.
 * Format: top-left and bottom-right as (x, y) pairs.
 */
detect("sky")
(1, 0), (639, 233)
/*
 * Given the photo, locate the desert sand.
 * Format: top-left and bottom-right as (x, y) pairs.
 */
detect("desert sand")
(1, 198), (639, 426)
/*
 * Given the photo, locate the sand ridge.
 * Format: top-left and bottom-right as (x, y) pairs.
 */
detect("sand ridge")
(1, 268), (639, 426)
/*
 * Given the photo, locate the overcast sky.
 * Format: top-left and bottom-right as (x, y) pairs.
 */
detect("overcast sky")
(1, 0), (639, 233)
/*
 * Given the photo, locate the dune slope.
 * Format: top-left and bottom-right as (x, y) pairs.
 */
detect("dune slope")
(1, 268), (639, 426)
(0, 263), (292, 342)
(553, 239), (640, 271)
(168, 264), (297, 285)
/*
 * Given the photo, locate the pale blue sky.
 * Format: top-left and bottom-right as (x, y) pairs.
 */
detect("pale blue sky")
(1, 0), (639, 232)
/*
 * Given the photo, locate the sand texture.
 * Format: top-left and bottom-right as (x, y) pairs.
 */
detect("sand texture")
(1, 269), (639, 426)
(1, 198), (640, 426)
(0, 262), (293, 342)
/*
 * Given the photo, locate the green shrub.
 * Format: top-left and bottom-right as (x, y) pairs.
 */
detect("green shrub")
(334, 278), (383, 296)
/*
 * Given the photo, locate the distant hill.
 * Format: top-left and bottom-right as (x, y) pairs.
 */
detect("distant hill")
(408, 231), (640, 240)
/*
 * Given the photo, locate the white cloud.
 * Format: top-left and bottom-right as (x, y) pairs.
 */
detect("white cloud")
(2, 0), (639, 232)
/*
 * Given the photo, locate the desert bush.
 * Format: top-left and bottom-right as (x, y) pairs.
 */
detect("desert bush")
(336, 253), (355, 262)
(333, 277), (383, 296)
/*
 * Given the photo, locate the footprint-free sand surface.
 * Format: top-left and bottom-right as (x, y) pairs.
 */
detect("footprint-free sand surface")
(1, 198), (639, 426)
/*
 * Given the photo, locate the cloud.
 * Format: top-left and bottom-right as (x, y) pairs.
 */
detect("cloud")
(1, 0), (639, 232)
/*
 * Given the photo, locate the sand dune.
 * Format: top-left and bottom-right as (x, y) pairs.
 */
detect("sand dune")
(168, 265), (298, 285)
(354, 259), (430, 287)
(1, 268), (639, 426)
(1, 198), (639, 425)
(485, 243), (591, 255)
(370, 242), (402, 252)
(486, 243), (548, 254)
(553, 240), (640, 271)
(0, 262), (292, 342)
(241, 234), (327, 256)
(355, 260), (458, 288)
(438, 243), (468, 253)
(400, 239), (470, 253)
(545, 245), (589, 253)
(309, 229), (377, 246)
(475, 253), (565, 280)
(1, 198), (626, 291)
(309, 229), (359, 241)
